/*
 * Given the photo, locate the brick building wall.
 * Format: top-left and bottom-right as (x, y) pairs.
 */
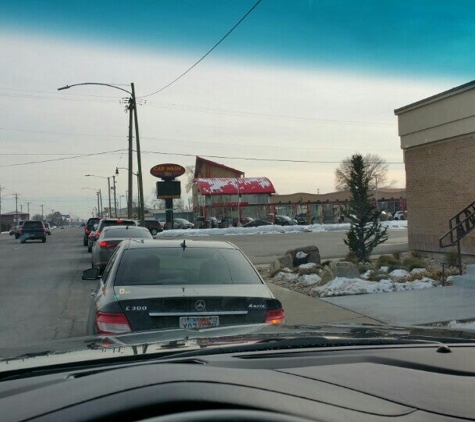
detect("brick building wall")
(405, 136), (475, 253)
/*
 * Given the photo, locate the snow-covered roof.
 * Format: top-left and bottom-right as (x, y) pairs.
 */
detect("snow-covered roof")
(195, 177), (275, 195)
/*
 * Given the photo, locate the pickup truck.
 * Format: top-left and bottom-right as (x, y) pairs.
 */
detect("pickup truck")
(19, 221), (47, 243)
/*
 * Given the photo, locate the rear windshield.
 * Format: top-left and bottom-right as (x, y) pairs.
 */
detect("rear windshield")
(114, 247), (262, 286)
(102, 220), (136, 228)
(103, 228), (152, 239)
(23, 221), (43, 228)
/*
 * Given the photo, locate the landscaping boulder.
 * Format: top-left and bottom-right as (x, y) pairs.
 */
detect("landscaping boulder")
(284, 245), (321, 267)
(270, 253), (293, 274)
(330, 261), (360, 279)
(319, 266), (334, 285)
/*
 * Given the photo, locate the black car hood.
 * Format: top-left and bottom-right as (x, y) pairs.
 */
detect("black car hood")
(1, 323), (475, 373)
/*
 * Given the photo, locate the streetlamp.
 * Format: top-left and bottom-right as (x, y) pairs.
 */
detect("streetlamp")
(85, 175), (112, 217)
(58, 82), (145, 226)
(82, 187), (103, 216)
(234, 178), (242, 226)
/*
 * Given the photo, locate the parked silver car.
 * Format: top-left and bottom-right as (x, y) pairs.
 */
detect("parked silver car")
(91, 226), (152, 272)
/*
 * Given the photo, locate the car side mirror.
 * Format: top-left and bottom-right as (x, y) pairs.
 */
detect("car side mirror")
(82, 268), (100, 280)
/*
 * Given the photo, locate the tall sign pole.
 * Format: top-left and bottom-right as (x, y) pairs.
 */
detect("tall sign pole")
(127, 98), (134, 218)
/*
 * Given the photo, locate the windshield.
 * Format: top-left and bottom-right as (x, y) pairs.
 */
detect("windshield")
(1, 0), (475, 363)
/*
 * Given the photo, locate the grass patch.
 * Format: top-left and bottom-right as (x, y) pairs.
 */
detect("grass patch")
(446, 251), (458, 268)
(376, 255), (400, 272)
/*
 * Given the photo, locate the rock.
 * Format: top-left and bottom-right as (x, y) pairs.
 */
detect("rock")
(284, 245), (321, 267)
(319, 266), (334, 285)
(330, 261), (360, 279)
(298, 273), (322, 285)
(298, 262), (318, 276)
(270, 254), (293, 274)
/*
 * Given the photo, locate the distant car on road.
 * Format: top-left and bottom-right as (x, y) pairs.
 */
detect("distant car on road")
(294, 213), (315, 225)
(18, 220), (47, 243)
(43, 222), (52, 235)
(84, 217), (101, 246)
(91, 226), (152, 272)
(11, 220), (26, 239)
(88, 218), (137, 252)
(83, 239), (285, 335)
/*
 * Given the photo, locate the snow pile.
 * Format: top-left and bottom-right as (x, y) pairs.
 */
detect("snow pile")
(389, 269), (411, 279)
(448, 320), (475, 331)
(296, 251), (308, 259)
(298, 273), (322, 285)
(313, 277), (435, 297)
(299, 262), (317, 270)
(157, 220), (407, 238)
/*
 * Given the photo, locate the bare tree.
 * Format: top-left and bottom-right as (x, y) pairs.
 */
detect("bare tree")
(335, 153), (395, 191)
(185, 165), (195, 193)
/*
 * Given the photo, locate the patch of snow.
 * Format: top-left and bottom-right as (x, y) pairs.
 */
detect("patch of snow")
(299, 262), (317, 269)
(155, 220), (407, 238)
(272, 271), (298, 282)
(361, 270), (373, 280)
(380, 266), (389, 273)
(448, 320), (475, 330)
(410, 268), (427, 274)
(298, 274), (322, 285)
(296, 251), (308, 259)
(389, 269), (410, 279)
(313, 277), (435, 297)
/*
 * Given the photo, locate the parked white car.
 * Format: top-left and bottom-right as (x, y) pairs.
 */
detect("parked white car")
(393, 211), (406, 220)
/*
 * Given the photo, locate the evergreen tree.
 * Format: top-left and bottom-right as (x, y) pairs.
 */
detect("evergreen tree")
(344, 154), (388, 262)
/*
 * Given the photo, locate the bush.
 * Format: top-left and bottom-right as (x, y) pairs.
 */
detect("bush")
(344, 251), (359, 264)
(401, 257), (427, 271)
(376, 255), (400, 272)
(392, 251), (401, 261)
(446, 251), (458, 268)
(411, 250), (422, 259)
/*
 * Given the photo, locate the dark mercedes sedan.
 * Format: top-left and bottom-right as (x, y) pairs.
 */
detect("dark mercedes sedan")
(83, 239), (285, 335)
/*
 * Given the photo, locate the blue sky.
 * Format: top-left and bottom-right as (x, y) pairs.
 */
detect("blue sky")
(0, 1), (473, 217)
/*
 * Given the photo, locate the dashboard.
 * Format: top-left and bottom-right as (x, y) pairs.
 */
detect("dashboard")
(1, 343), (474, 421)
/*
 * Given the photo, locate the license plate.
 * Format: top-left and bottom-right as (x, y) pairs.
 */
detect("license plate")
(179, 316), (219, 329)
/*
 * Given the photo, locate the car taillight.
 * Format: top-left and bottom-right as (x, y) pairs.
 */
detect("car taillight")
(41, 227), (45, 231)
(265, 309), (285, 324)
(96, 312), (131, 334)
(85, 227), (90, 233)
(95, 231), (101, 237)
(100, 241), (118, 249)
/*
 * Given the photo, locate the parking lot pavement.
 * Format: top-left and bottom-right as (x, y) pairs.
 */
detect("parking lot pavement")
(265, 282), (382, 326)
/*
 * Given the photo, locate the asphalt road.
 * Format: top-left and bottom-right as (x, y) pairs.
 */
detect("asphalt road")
(0, 228), (96, 349)
(0, 227), (407, 350)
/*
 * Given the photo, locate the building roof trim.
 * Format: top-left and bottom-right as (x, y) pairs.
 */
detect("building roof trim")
(195, 177), (275, 195)
(394, 79), (475, 115)
(194, 156), (244, 178)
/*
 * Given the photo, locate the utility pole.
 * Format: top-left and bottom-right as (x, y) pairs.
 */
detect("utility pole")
(41, 204), (44, 220)
(107, 177), (112, 217)
(131, 83), (145, 226)
(127, 97), (133, 219)
(112, 175), (117, 217)
(96, 191), (101, 217)
(14, 194), (19, 223)
(27, 202), (30, 217)
(98, 189), (103, 216)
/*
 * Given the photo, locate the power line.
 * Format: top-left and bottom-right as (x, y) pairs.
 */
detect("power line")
(141, 0), (262, 98)
(141, 150), (404, 165)
(0, 149), (127, 168)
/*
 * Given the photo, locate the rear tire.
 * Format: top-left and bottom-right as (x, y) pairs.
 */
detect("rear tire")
(20, 239), (26, 244)
(88, 245), (92, 253)
(42, 238), (46, 243)
(15, 234), (19, 239)
(151, 228), (158, 235)
(83, 237), (88, 246)
(86, 301), (98, 336)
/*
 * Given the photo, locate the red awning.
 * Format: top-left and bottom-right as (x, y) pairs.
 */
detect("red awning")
(195, 177), (275, 196)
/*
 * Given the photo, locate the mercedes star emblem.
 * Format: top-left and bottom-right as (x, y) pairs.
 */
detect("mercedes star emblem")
(195, 300), (206, 311)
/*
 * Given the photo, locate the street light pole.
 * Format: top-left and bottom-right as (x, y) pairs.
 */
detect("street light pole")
(112, 175), (117, 217)
(127, 98), (134, 219)
(58, 82), (143, 223)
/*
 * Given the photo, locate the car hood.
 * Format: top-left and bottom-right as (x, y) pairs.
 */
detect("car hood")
(1, 323), (475, 373)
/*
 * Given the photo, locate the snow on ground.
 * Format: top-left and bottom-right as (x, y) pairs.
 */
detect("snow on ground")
(448, 320), (475, 331)
(157, 220), (407, 238)
(313, 277), (436, 297)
